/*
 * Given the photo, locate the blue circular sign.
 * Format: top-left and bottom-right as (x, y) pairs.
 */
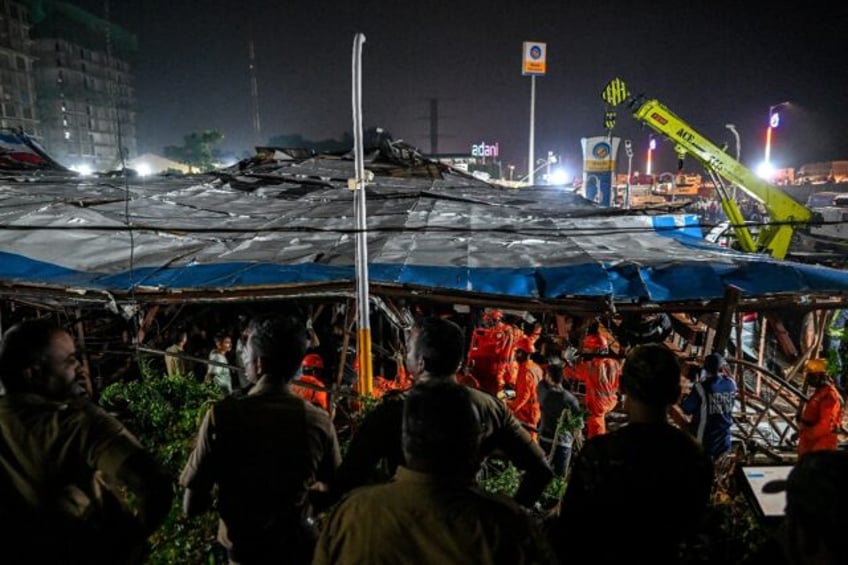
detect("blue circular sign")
(592, 142), (611, 159)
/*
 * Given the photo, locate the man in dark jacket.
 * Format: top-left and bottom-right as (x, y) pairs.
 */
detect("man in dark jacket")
(0, 319), (172, 564)
(329, 316), (553, 509)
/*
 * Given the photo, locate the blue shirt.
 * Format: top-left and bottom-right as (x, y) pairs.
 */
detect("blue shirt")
(681, 373), (737, 459)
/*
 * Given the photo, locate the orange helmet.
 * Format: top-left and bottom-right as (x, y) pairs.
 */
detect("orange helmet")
(581, 334), (608, 353)
(806, 358), (827, 374)
(516, 336), (536, 354)
(483, 308), (504, 322)
(302, 353), (324, 370)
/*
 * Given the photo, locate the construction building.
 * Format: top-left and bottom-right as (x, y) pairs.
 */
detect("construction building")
(0, 0), (38, 134)
(24, 0), (137, 171)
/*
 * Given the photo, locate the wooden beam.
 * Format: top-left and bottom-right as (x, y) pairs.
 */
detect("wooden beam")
(713, 286), (742, 354)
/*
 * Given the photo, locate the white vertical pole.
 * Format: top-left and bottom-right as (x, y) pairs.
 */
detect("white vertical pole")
(351, 33), (372, 397)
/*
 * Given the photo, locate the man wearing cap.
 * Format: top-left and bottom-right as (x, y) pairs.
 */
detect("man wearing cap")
(797, 358), (843, 456)
(754, 450), (848, 564)
(680, 353), (738, 460)
(507, 336), (543, 441)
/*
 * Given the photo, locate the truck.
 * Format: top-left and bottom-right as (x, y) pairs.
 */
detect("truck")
(601, 77), (815, 260)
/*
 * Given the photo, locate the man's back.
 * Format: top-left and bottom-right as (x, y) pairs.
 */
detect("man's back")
(316, 466), (554, 565)
(551, 421), (713, 563)
(682, 374), (737, 459)
(180, 389), (340, 559)
(539, 385), (581, 443)
(334, 385), (550, 506)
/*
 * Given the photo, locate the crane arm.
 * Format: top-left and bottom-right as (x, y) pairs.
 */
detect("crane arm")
(602, 78), (812, 259)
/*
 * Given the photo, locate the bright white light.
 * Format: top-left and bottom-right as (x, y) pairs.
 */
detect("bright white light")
(71, 164), (93, 176)
(136, 163), (152, 177)
(549, 167), (570, 185)
(756, 162), (776, 179)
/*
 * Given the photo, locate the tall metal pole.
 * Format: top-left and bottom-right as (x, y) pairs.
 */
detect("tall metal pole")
(624, 140), (633, 209)
(725, 124), (740, 200)
(528, 75), (536, 186)
(351, 33), (372, 397)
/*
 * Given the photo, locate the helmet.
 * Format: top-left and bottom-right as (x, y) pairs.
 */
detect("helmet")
(302, 353), (324, 370)
(806, 358), (827, 374)
(581, 334), (608, 353)
(483, 309), (504, 322)
(516, 336), (536, 354)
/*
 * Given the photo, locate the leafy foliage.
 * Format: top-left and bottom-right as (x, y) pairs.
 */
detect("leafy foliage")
(99, 369), (223, 563)
(477, 459), (566, 512)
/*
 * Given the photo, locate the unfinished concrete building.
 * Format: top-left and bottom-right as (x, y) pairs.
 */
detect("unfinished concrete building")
(0, 0), (38, 134)
(28, 0), (136, 171)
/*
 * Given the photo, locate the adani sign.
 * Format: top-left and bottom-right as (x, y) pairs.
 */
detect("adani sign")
(471, 141), (499, 158)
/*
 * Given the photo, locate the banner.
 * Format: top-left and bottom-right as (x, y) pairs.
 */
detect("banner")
(581, 136), (620, 206)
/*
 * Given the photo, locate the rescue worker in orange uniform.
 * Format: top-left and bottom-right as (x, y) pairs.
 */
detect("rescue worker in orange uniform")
(798, 358), (843, 455)
(467, 309), (541, 397)
(507, 336), (543, 441)
(575, 331), (621, 439)
(293, 352), (330, 412)
(467, 309), (515, 396)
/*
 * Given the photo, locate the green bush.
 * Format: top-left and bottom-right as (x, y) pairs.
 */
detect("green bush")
(99, 367), (223, 564)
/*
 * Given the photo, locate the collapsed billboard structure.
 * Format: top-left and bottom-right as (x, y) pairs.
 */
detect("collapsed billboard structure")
(1, 139), (847, 314)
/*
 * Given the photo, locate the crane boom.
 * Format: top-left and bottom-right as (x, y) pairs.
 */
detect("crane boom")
(602, 78), (812, 259)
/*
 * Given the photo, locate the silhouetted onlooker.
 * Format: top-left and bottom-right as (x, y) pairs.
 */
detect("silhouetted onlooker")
(329, 316), (553, 510)
(180, 311), (340, 565)
(314, 379), (556, 565)
(0, 319), (172, 564)
(748, 450), (848, 565)
(547, 343), (713, 564)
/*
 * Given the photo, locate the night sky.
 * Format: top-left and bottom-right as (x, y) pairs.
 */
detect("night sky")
(74, 0), (848, 177)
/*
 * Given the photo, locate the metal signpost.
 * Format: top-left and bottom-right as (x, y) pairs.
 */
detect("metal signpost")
(522, 41), (546, 186)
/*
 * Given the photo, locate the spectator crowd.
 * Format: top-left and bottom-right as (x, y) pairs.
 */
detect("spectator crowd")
(0, 306), (844, 565)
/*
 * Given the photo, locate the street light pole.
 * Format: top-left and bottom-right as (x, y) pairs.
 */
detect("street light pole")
(764, 101), (789, 167)
(725, 124), (740, 199)
(646, 135), (656, 175)
(725, 124), (741, 161)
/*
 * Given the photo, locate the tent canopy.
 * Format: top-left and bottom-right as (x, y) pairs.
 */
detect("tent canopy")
(1, 141), (847, 314)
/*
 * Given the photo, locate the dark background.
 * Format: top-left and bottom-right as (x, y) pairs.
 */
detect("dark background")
(73, 0), (848, 176)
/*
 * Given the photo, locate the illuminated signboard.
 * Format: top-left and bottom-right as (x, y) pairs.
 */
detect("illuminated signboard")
(471, 141), (499, 158)
(522, 42), (547, 76)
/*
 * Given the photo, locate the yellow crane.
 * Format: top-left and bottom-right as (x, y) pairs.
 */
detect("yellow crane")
(602, 78), (812, 259)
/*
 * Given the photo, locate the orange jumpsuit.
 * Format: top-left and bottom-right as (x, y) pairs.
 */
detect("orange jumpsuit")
(508, 358), (543, 440)
(292, 375), (329, 411)
(798, 383), (843, 455)
(576, 357), (620, 438)
(467, 322), (540, 395)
